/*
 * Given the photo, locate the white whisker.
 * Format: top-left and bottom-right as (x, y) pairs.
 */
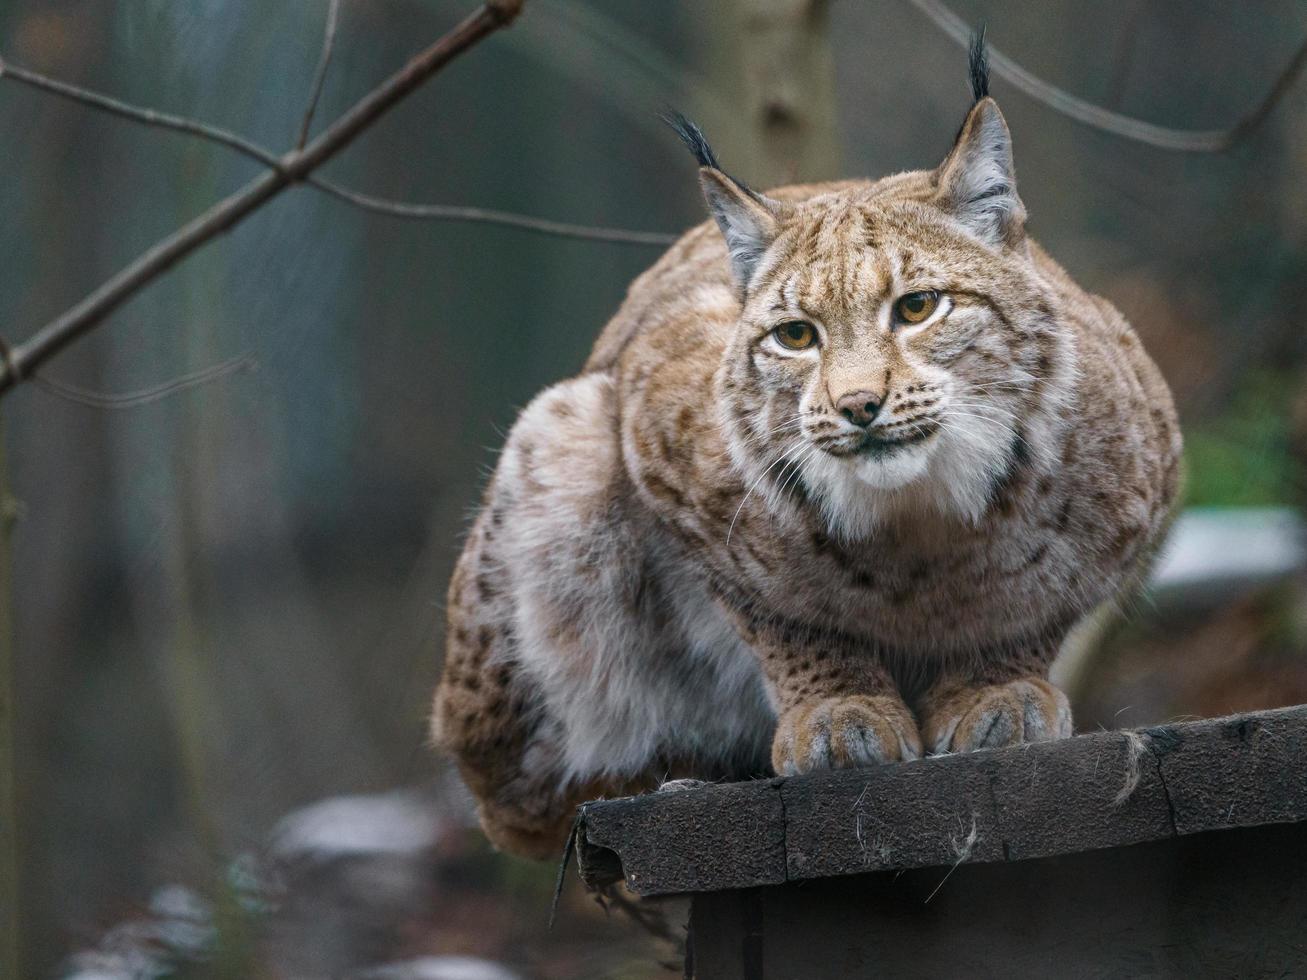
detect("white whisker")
(726, 440), (807, 546)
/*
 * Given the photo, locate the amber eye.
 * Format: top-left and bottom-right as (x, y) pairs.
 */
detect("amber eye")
(773, 321), (818, 350)
(894, 290), (940, 325)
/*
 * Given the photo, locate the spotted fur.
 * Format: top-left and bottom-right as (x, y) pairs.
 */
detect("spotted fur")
(432, 94), (1181, 858)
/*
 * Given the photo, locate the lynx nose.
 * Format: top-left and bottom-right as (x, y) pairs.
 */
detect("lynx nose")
(836, 391), (883, 428)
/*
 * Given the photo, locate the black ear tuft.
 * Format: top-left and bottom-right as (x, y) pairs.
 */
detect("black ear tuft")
(661, 110), (720, 170)
(968, 26), (989, 103)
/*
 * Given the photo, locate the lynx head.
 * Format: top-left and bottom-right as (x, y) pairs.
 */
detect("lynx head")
(669, 37), (1073, 538)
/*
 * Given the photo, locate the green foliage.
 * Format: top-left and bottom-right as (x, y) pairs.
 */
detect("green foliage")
(1183, 373), (1301, 507)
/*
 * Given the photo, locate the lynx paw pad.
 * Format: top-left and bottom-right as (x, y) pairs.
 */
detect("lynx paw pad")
(924, 678), (1071, 755)
(772, 694), (922, 776)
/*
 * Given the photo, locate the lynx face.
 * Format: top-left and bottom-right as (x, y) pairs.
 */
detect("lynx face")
(696, 100), (1063, 536)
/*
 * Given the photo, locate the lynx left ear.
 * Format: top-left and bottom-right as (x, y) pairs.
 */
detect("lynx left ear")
(698, 168), (784, 289)
(935, 97), (1026, 248)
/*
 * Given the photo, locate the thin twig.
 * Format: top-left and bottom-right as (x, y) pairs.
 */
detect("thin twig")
(0, 418), (17, 980)
(0, 56), (281, 168)
(311, 181), (678, 244)
(32, 354), (256, 409)
(0, 54), (677, 246)
(0, 0), (527, 398)
(908, 0), (1307, 152)
(297, 0), (342, 150)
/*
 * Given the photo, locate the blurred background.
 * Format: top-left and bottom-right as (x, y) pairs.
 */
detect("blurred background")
(2, 0), (1306, 976)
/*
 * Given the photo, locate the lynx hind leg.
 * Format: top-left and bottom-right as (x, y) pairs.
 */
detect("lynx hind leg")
(434, 601), (610, 859)
(433, 537), (585, 858)
(434, 372), (658, 857)
(435, 622), (655, 859)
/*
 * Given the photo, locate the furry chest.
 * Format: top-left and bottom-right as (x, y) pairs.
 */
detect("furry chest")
(725, 518), (1086, 655)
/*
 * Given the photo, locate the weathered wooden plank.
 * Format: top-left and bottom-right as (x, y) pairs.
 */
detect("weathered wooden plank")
(1151, 709), (1307, 835)
(579, 705), (1307, 897)
(989, 728), (1175, 862)
(781, 728), (1175, 878)
(780, 750), (1005, 880)
(578, 778), (786, 895)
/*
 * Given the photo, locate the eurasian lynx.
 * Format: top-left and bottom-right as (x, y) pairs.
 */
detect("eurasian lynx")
(433, 45), (1181, 858)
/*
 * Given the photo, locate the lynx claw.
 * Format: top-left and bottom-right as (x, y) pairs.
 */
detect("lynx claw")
(923, 677), (1071, 755)
(772, 694), (923, 776)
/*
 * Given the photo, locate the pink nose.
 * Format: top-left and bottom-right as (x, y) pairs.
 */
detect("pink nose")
(836, 390), (883, 427)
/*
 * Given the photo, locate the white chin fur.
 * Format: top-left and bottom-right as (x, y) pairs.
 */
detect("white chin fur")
(800, 423), (1012, 540)
(852, 446), (932, 489)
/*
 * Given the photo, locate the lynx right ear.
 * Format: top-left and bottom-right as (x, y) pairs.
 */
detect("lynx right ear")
(664, 110), (785, 290)
(934, 31), (1026, 248)
(934, 97), (1026, 248)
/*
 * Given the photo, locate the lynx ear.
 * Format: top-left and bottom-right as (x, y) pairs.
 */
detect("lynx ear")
(664, 110), (784, 289)
(935, 97), (1026, 248)
(698, 168), (783, 288)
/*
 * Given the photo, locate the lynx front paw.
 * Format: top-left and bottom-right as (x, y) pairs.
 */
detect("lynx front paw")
(772, 694), (923, 776)
(922, 678), (1071, 755)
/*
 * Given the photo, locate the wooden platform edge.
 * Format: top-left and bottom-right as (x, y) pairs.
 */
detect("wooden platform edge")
(576, 704), (1307, 896)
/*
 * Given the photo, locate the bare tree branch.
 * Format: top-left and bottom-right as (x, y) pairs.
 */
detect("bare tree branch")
(298, 0), (342, 150)
(32, 355), (256, 410)
(909, 0), (1307, 153)
(0, 53), (677, 247)
(0, 0), (526, 398)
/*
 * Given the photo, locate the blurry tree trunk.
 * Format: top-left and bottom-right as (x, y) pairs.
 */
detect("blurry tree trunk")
(0, 418), (18, 979)
(698, 0), (841, 187)
(1279, 67), (1307, 374)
